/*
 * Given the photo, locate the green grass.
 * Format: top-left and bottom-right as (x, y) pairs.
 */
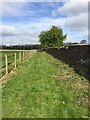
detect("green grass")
(0, 51), (15, 77)
(2, 51), (88, 118)
(0, 51), (26, 77)
(1, 51), (23, 66)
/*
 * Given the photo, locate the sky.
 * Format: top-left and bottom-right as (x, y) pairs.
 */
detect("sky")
(0, 0), (89, 45)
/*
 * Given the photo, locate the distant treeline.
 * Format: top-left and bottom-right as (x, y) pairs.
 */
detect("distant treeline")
(0, 44), (40, 50)
(0, 43), (88, 50)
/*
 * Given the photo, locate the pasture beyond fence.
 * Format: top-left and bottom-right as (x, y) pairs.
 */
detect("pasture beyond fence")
(0, 50), (33, 78)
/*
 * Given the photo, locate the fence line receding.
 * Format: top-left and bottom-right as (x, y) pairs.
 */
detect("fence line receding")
(0, 50), (32, 78)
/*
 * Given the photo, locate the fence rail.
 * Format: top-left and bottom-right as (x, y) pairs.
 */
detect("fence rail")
(0, 50), (32, 78)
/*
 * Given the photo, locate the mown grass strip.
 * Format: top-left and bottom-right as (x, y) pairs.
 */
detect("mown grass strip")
(2, 51), (88, 118)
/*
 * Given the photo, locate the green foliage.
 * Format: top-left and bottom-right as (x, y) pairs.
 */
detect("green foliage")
(39, 26), (67, 48)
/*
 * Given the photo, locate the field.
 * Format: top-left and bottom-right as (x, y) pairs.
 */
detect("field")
(0, 50), (31, 77)
(2, 51), (88, 118)
(1, 51), (19, 65)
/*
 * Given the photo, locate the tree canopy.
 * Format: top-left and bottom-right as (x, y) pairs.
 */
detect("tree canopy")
(39, 26), (67, 48)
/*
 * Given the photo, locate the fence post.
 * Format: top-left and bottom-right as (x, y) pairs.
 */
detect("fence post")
(5, 54), (8, 74)
(24, 51), (26, 58)
(27, 51), (28, 58)
(19, 52), (21, 64)
(27, 51), (28, 57)
(26, 51), (27, 58)
(23, 51), (24, 61)
(15, 52), (17, 68)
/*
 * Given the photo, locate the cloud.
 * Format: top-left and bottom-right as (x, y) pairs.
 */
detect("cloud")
(1, 0), (89, 2)
(64, 13), (88, 31)
(1, 1), (89, 45)
(52, 1), (88, 41)
(70, 0), (89, 2)
(58, 2), (88, 16)
(0, 25), (21, 36)
(1, 0), (89, 17)
(1, 2), (65, 17)
(0, 2), (27, 16)
(0, 24), (39, 37)
(64, 35), (79, 43)
(1, 0), (68, 2)
(0, 36), (39, 45)
(0, 16), (65, 45)
(2, 0), (26, 2)
(53, 2), (88, 17)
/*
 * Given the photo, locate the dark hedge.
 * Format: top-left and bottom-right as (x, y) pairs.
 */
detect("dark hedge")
(45, 45), (90, 80)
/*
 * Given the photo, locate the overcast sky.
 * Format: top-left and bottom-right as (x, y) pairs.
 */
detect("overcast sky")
(0, 0), (89, 45)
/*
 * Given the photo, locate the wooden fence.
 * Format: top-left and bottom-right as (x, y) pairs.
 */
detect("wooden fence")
(0, 50), (32, 78)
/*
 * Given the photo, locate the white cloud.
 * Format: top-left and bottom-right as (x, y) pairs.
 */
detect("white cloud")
(1, 0), (68, 2)
(0, 1), (68, 16)
(64, 35), (79, 43)
(2, 0), (89, 2)
(70, 0), (89, 2)
(64, 13), (88, 31)
(0, 24), (39, 36)
(58, 2), (88, 16)
(1, 0), (89, 16)
(1, 0), (21, 1)
(0, 1), (89, 45)
(53, 2), (88, 17)
(0, 17), (66, 45)
(0, 34), (40, 45)
(0, 25), (20, 36)
(52, 1), (89, 41)
(0, 2), (26, 16)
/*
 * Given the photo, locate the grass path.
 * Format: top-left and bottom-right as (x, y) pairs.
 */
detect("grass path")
(2, 51), (88, 118)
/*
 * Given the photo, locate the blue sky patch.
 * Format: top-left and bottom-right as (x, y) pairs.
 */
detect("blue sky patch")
(0, 2), (88, 45)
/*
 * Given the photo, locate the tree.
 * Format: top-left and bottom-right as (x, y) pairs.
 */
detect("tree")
(80, 40), (87, 44)
(39, 26), (67, 48)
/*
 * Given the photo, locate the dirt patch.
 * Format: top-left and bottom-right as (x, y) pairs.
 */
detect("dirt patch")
(53, 75), (71, 81)
(71, 80), (88, 90)
(0, 68), (17, 85)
